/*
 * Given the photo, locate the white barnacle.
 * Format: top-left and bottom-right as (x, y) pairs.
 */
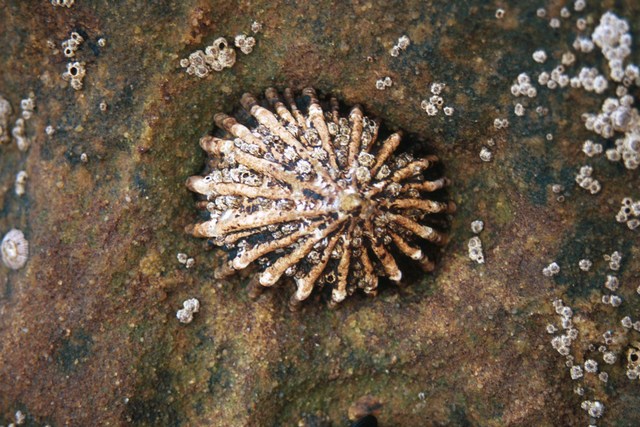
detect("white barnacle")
(176, 297), (200, 324)
(251, 21), (263, 33)
(514, 103), (525, 116)
(468, 237), (484, 264)
(479, 147), (492, 162)
(584, 359), (598, 373)
(397, 35), (410, 50)
(1, 229), (29, 270)
(570, 365), (583, 380)
(543, 262), (560, 277)
(578, 259), (592, 271)
(532, 49), (547, 63)
(15, 170), (28, 196)
(430, 82), (445, 95)
(470, 220), (484, 234)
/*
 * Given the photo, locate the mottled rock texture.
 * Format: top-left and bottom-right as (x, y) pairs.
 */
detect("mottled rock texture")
(0, 1), (639, 425)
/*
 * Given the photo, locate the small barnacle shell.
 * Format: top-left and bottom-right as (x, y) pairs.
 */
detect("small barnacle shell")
(2, 229), (29, 270)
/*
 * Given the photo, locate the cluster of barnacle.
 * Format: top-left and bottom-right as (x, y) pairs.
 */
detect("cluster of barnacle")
(588, 13), (639, 155)
(582, 139), (603, 157)
(548, 299), (579, 358)
(374, 35), (454, 119)
(592, 12), (636, 84)
(11, 119), (28, 151)
(180, 37), (237, 78)
(374, 77), (392, 91)
(615, 197), (640, 230)
(511, 9), (640, 204)
(0, 94), (37, 151)
(186, 88), (454, 307)
(620, 315), (640, 331)
(571, 67), (608, 93)
(177, 252), (195, 269)
(176, 298), (200, 324)
(510, 73), (538, 98)
(61, 61), (87, 90)
(584, 93), (639, 169)
(20, 95), (35, 120)
(572, 33), (594, 51)
(389, 35), (410, 57)
(622, 339), (640, 380)
(234, 35), (256, 55)
(51, 0), (74, 7)
(62, 31), (84, 58)
(0, 94), (32, 271)
(548, 298), (609, 421)
(180, 22), (262, 79)
(15, 170), (28, 196)
(0, 95), (12, 144)
(467, 220), (484, 264)
(11, 95), (36, 152)
(604, 251), (622, 271)
(493, 118), (509, 130)
(601, 292), (622, 308)
(532, 49), (547, 64)
(544, 248), (640, 425)
(507, 6), (640, 425)
(541, 65), (573, 91)
(581, 400), (605, 420)
(550, 183), (566, 203)
(420, 83), (454, 117)
(57, 31), (88, 90)
(535, 3), (585, 25)
(575, 165), (601, 194)
(467, 237), (483, 264)
(542, 262), (560, 277)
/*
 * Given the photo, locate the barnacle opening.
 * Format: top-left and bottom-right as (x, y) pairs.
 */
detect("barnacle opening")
(187, 88), (454, 308)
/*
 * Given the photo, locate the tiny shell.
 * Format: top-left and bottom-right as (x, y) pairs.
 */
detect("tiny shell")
(1, 229), (29, 270)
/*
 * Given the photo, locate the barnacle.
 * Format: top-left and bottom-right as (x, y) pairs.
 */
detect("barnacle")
(186, 88), (454, 307)
(0, 95), (12, 144)
(1, 229), (29, 270)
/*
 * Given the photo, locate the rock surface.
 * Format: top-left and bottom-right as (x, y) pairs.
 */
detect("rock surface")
(0, 1), (639, 425)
